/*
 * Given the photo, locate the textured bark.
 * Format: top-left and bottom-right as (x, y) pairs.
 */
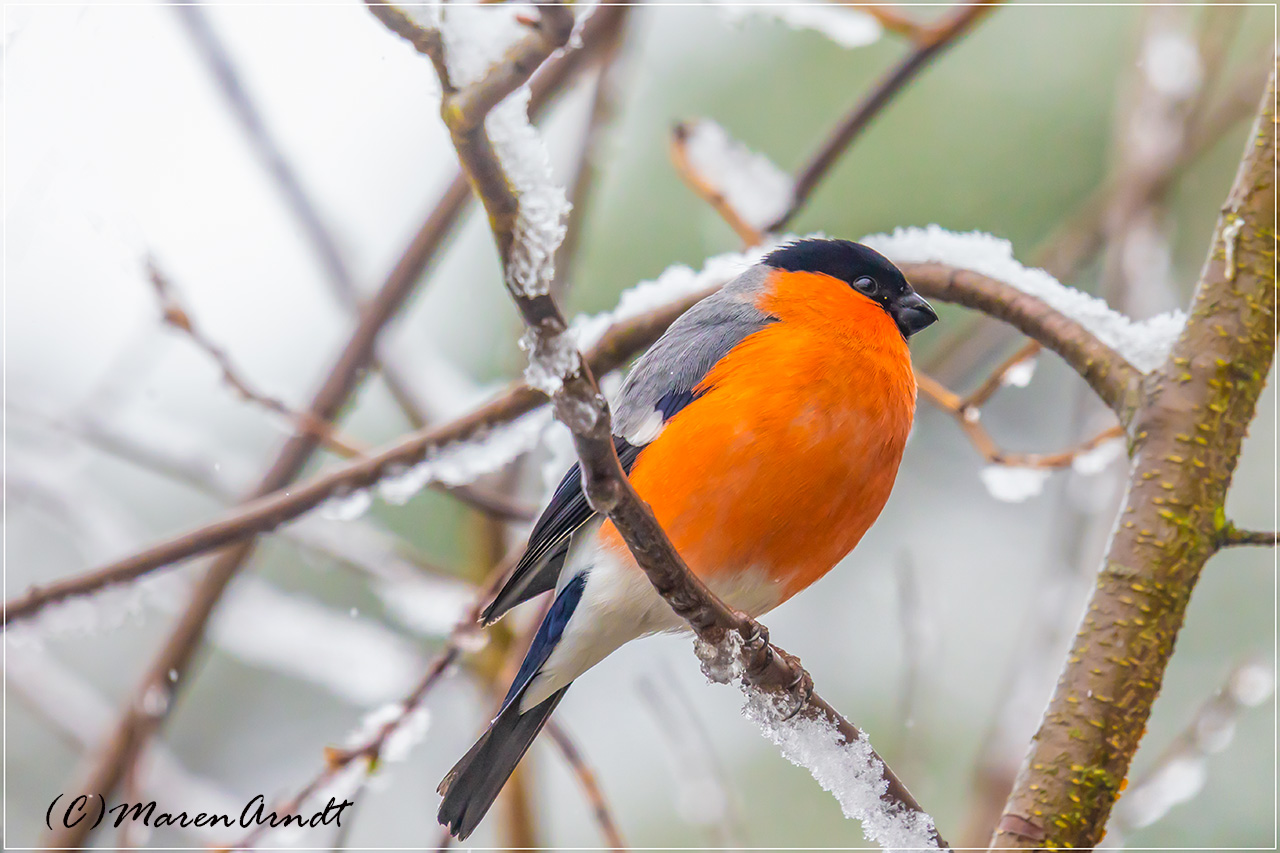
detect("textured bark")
(992, 68), (1276, 850)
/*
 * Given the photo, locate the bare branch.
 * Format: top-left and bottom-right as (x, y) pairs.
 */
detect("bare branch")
(915, 369), (1125, 469)
(147, 260), (368, 458)
(769, 0), (1001, 231)
(544, 721), (628, 851)
(1216, 525), (1277, 549)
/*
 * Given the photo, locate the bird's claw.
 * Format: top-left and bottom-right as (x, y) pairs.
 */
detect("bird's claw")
(780, 655), (814, 721)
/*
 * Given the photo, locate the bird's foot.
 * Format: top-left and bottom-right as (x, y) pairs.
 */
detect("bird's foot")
(779, 653), (814, 721)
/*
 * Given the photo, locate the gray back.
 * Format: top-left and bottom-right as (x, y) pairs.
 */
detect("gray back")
(614, 263), (775, 443)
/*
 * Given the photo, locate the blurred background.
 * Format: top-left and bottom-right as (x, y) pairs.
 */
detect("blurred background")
(5, 1), (1275, 849)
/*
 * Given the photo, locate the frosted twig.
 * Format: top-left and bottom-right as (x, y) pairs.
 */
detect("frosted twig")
(770, 0), (1001, 231)
(669, 119), (791, 245)
(915, 369), (1125, 471)
(147, 260), (368, 459)
(896, 258), (1142, 418)
(544, 721), (629, 851)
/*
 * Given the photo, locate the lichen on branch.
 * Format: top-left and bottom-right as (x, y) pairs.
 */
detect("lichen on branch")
(992, 67), (1276, 850)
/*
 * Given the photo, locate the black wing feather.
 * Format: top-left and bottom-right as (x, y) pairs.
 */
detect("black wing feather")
(480, 437), (643, 624)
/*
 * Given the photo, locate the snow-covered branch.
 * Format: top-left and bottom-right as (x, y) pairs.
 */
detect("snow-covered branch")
(414, 4), (947, 846)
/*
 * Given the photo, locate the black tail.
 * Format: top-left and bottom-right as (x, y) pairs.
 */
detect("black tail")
(436, 685), (569, 840)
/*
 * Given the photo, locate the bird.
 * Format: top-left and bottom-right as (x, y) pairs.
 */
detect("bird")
(437, 237), (937, 839)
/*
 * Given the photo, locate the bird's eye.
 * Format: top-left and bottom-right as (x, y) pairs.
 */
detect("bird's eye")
(853, 276), (877, 295)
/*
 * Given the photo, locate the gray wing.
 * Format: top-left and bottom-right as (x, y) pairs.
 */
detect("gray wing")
(613, 263), (776, 444)
(481, 263), (776, 625)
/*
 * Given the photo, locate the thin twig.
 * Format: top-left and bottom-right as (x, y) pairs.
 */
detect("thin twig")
(1216, 526), (1277, 549)
(544, 721), (629, 851)
(961, 340), (1041, 410)
(670, 121), (764, 246)
(170, 2), (436, 427)
(147, 261), (368, 458)
(915, 365), (1125, 470)
(769, 0), (1001, 231)
(860, 3), (930, 42)
(900, 263), (1141, 419)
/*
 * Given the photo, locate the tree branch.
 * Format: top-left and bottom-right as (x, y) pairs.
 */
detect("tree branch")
(992, 67), (1276, 850)
(917, 368), (1124, 469)
(900, 263), (1144, 419)
(3, 282), (718, 627)
(147, 260), (368, 459)
(768, 0), (1001, 232)
(1216, 525), (1277, 549)
(544, 721), (629, 851)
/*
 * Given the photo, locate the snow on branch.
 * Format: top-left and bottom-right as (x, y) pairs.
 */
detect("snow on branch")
(865, 225), (1185, 372)
(713, 1), (883, 49)
(671, 119), (794, 242)
(417, 3), (946, 843)
(744, 694), (942, 849)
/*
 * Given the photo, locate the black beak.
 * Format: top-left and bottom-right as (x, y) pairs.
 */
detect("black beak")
(891, 292), (938, 339)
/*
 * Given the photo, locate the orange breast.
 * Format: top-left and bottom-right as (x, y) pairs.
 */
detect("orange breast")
(600, 270), (918, 604)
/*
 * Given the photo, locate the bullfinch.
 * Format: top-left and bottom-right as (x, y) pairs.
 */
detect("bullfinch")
(438, 238), (937, 839)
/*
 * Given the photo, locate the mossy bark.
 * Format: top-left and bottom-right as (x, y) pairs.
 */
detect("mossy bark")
(992, 69), (1276, 849)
